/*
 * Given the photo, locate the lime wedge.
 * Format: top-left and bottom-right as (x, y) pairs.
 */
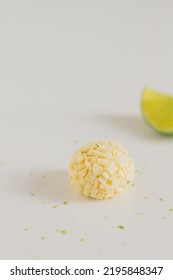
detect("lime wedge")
(141, 88), (173, 135)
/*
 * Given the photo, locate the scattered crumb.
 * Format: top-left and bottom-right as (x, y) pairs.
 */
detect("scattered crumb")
(169, 208), (173, 212)
(144, 196), (149, 199)
(73, 139), (79, 144)
(29, 171), (33, 176)
(0, 161), (5, 165)
(40, 236), (45, 240)
(55, 229), (59, 232)
(43, 201), (50, 204)
(23, 227), (29, 231)
(3, 186), (7, 189)
(42, 175), (46, 179)
(118, 225), (125, 229)
(30, 193), (35, 196)
(136, 170), (142, 174)
(159, 198), (163, 202)
(79, 238), (85, 242)
(162, 217), (166, 219)
(131, 183), (135, 187)
(139, 212), (144, 215)
(126, 180), (131, 184)
(121, 241), (125, 245)
(104, 216), (108, 219)
(133, 208), (136, 211)
(111, 226), (114, 228)
(72, 216), (76, 218)
(63, 201), (68, 205)
(52, 205), (58, 209)
(60, 229), (68, 235)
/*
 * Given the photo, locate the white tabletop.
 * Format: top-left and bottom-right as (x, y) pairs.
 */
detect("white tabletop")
(0, 0), (173, 260)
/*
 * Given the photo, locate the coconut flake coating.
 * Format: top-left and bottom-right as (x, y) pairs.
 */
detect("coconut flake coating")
(69, 140), (135, 200)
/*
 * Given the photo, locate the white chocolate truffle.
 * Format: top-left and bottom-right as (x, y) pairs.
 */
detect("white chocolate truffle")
(69, 140), (135, 200)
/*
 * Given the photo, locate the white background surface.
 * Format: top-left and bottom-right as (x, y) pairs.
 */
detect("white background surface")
(0, 0), (173, 260)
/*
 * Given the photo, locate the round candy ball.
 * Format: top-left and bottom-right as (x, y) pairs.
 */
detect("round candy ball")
(69, 140), (135, 200)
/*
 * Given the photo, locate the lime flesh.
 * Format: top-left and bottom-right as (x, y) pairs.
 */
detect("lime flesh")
(141, 88), (173, 135)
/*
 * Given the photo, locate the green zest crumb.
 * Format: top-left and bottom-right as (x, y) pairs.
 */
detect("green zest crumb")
(52, 205), (58, 209)
(126, 180), (131, 184)
(118, 225), (125, 230)
(40, 236), (45, 240)
(136, 170), (142, 174)
(60, 229), (68, 235)
(29, 171), (33, 176)
(79, 238), (85, 242)
(23, 227), (29, 231)
(162, 217), (166, 219)
(63, 201), (67, 205)
(169, 208), (173, 212)
(159, 198), (163, 202)
(144, 196), (149, 199)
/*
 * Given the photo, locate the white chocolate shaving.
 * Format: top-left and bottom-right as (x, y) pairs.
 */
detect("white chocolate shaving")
(69, 140), (134, 200)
